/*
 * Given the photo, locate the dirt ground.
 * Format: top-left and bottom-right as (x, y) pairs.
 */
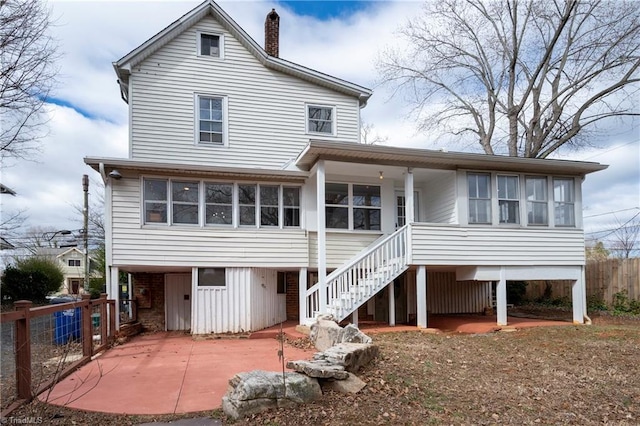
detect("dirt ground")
(5, 316), (639, 425)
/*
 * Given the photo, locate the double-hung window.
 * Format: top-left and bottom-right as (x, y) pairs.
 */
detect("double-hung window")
(199, 34), (221, 57)
(325, 183), (349, 229)
(497, 175), (520, 224)
(198, 96), (224, 144)
(526, 176), (548, 225)
(325, 183), (381, 231)
(283, 187), (300, 227)
(468, 173), (491, 224)
(553, 178), (575, 227)
(172, 181), (199, 224)
(144, 179), (168, 223)
(238, 184), (256, 226)
(307, 105), (335, 135)
(260, 185), (279, 227)
(205, 183), (233, 225)
(353, 185), (381, 230)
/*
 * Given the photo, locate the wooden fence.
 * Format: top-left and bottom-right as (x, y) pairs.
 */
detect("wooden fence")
(524, 258), (640, 303)
(0, 294), (116, 416)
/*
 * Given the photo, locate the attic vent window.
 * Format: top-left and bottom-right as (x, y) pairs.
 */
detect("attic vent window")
(200, 33), (221, 58)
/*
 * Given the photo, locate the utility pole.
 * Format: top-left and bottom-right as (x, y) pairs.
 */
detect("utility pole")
(83, 174), (89, 294)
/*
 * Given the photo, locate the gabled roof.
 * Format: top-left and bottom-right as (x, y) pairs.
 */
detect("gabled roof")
(1, 183), (16, 196)
(36, 247), (91, 259)
(295, 140), (608, 175)
(113, 0), (372, 106)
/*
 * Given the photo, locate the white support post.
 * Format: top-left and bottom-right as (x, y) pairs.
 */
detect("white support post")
(110, 266), (120, 329)
(388, 281), (396, 326)
(404, 168), (414, 223)
(497, 268), (507, 326)
(299, 267), (308, 325)
(416, 266), (427, 328)
(352, 309), (358, 327)
(316, 160), (327, 313)
(572, 273), (585, 324)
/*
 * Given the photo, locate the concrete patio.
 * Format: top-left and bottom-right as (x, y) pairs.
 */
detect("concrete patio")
(40, 315), (571, 415)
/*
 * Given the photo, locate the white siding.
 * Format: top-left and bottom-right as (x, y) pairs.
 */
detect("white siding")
(410, 223), (585, 266)
(130, 16), (360, 168)
(426, 272), (491, 314)
(111, 178), (309, 268)
(420, 171), (457, 223)
(308, 232), (381, 268)
(249, 268), (286, 331)
(193, 267), (252, 333)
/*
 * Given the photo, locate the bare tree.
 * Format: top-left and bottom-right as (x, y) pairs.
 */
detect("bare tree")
(1, 0), (59, 162)
(378, 0), (640, 158)
(610, 216), (640, 258)
(361, 121), (389, 145)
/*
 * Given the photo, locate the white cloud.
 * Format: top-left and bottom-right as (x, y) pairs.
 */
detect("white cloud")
(4, 0), (637, 246)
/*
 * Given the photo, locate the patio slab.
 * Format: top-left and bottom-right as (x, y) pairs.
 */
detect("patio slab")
(40, 316), (570, 415)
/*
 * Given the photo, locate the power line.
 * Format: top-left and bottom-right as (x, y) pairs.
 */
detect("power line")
(580, 139), (640, 161)
(584, 207), (640, 219)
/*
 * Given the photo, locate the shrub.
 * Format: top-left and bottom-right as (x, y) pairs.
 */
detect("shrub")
(507, 281), (528, 305)
(612, 291), (640, 316)
(586, 295), (608, 311)
(1, 257), (64, 302)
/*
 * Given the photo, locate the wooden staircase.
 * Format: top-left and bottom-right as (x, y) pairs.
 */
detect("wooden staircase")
(303, 225), (409, 324)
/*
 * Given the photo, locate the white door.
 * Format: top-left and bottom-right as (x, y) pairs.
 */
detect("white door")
(165, 274), (192, 331)
(395, 191), (420, 227)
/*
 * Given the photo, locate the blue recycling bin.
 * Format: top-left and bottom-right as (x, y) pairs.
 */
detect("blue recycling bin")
(50, 297), (82, 345)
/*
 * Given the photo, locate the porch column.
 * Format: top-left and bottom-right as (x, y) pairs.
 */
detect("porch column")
(404, 167), (414, 223)
(572, 268), (585, 324)
(110, 266), (120, 329)
(388, 282), (396, 326)
(299, 267), (308, 324)
(416, 265), (427, 328)
(352, 310), (358, 327)
(316, 160), (327, 314)
(496, 268), (507, 326)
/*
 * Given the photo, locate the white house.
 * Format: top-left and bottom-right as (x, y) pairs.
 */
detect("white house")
(85, 0), (606, 334)
(36, 247), (90, 294)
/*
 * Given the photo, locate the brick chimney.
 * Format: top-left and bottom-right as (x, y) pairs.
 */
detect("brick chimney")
(265, 8), (279, 57)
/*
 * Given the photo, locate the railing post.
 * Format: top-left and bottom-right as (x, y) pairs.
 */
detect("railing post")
(14, 300), (32, 400)
(81, 294), (92, 357)
(100, 293), (108, 345)
(109, 301), (116, 341)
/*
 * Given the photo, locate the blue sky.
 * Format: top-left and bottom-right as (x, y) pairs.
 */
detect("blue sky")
(279, 1), (374, 18)
(1, 0), (637, 257)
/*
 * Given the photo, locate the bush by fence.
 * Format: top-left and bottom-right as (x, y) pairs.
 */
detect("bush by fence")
(524, 258), (640, 305)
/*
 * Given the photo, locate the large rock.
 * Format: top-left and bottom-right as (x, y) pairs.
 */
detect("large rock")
(314, 343), (379, 373)
(222, 370), (322, 420)
(321, 372), (367, 394)
(309, 316), (342, 351)
(309, 317), (373, 351)
(286, 359), (349, 380)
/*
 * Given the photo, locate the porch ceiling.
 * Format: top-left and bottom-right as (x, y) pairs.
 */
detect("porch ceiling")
(296, 140), (607, 175)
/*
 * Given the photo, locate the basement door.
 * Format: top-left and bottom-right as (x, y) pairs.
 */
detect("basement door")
(165, 274), (192, 331)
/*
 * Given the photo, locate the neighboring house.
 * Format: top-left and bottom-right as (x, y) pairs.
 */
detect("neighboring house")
(36, 247), (92, 294)
(85, 0), (606, 334)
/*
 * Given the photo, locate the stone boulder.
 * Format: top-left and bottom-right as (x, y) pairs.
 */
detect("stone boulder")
(222, 370), (322, 420)
(321, 372), (367, 394)
(309, 317), (372, 351)
(314, 343), (379, 373)
(286, 359), (349, 380)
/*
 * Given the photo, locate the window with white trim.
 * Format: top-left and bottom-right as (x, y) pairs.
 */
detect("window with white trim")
(198, 268), (225, 287)
(172, 181), (199, 224)
(325, 183), (381, 231)
(526, 176), (548, 225)
(307, 105), (335, 135)
(239, 184), (256, 226)
(497, 175), (520, 224)
(198, 33), (221, 58)
(68, 259), (81, 267)
(283, 187), (300, 227)
(260, 185), (279, 227)
(553, 178), (575, 227)
(205, 183), (233, 225)
(144, 179), (168, 223)
(197, 96), (225, 145)
(468, 173), (491, 224)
